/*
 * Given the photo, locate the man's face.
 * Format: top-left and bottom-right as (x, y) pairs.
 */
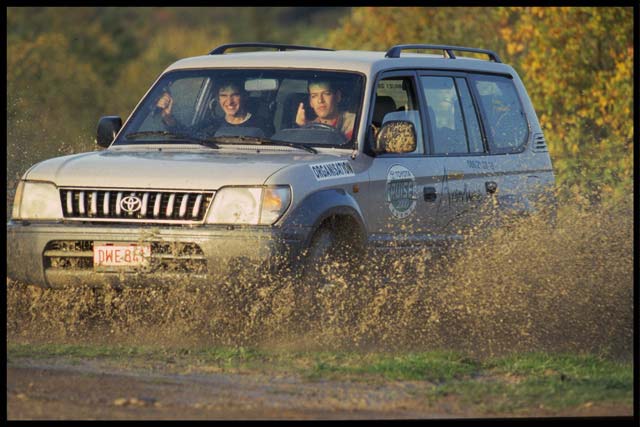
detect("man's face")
(218, 86), (243, 117)
(308, 83), (341, 120)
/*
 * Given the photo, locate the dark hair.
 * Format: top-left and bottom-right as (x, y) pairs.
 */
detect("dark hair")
(215, 79), (247, 96)
(307, 79), (338, 93)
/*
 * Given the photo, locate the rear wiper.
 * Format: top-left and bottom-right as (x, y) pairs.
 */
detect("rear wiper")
(212, 135), (317, 154)
(124, 131), (220, 149)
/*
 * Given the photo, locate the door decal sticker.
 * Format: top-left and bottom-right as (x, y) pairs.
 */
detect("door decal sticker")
(386, 165), (417, 219)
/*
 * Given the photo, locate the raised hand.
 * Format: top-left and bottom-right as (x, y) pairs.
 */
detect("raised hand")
(156, 92), (174, 119)
(295, 102), (307, 127)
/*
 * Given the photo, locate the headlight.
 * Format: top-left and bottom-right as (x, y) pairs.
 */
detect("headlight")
(11, 180), (25, 219)
(12, 181), (63, 220)
(260, 187), (292, 225)
(206, 186), (291, 225)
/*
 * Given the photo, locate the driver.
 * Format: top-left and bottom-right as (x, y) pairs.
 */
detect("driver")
(295, 79), (355, 140)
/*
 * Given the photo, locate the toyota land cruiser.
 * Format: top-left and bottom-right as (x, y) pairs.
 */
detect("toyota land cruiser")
(7, 42), (555, 288)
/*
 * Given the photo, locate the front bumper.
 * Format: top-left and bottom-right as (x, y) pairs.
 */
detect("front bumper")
(7, 221), (309, 288)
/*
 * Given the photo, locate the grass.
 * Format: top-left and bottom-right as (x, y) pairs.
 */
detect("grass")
(427, 352), (634, 414)
(303, 350), (480, 382)
(7, 343), (162, 360)
(7, 343), (633, 414)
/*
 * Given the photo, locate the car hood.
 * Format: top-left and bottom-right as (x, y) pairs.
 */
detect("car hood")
(24, 146), (341, 190)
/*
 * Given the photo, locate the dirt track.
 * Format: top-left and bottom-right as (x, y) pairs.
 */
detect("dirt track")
(7, 358), (457, 420)
(7, 357), (632, 420)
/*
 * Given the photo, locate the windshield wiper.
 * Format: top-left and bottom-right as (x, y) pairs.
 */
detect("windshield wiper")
(211, 135), (317, 154)
(124, 131), (219, 149)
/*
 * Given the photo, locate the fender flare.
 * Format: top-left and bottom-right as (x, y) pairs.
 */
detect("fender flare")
(281, 188), (367, 248)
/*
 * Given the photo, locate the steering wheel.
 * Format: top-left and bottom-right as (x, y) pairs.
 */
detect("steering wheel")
(304, 122), (340, 132)
(303, 122), (347, 144)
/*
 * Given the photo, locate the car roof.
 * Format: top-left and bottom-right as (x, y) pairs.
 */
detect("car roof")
(165, 49), (515, 77)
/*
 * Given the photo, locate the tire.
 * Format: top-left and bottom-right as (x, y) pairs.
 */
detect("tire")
(302, 226), (353, 289)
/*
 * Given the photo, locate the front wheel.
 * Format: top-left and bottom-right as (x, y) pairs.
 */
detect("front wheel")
(302, 225), (357, 288)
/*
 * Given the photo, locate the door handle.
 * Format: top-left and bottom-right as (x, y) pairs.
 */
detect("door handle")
(423, 186), (437, 202)
(485, 181), (498, 194)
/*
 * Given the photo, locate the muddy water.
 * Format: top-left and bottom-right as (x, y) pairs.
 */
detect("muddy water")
(7, 200), (633, 359)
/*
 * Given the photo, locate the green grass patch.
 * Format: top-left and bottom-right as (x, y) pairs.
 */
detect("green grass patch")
(196, 346), (270, 370)
(302, 350), (479, 382)
(427, 352), (633, 414)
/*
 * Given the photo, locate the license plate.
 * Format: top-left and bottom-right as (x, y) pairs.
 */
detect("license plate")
(93, 242), (151, 270)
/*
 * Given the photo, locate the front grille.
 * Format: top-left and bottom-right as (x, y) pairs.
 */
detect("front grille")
(59, 189), (214, 223)
(44, 240), (207, 274)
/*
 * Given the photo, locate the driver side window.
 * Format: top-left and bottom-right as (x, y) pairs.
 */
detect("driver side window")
(372, 77), (424, 154)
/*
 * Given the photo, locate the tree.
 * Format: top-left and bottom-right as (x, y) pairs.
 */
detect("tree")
(321, 7), (504, 53)
(7, 32), (108, 184)
(498, 7), (633, 201)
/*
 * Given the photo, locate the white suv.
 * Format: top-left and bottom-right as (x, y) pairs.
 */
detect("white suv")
(7, 42), (555, 288)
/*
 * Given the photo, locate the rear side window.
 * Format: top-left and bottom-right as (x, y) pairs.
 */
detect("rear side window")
(420, 76), (483, 155)
(472, 75), (528, 151)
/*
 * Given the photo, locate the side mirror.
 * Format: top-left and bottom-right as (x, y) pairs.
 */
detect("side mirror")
(96, 116), (122, 148)
(374, 120), (417, 154)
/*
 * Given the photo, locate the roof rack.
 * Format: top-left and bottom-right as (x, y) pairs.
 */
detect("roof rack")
(210, 42), (334, 55)
(385, 44), (501, 63)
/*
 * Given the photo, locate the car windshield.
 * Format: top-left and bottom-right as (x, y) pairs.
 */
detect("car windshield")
(115, 69), (365, 149)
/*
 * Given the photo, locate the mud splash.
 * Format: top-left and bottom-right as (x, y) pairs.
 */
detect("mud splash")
(7, 200), (633, 359)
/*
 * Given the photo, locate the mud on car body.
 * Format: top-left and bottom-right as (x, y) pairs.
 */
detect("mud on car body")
(7, 43), (555, 289)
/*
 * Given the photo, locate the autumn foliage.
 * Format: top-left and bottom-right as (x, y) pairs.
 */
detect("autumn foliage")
(498, 7), (633, 202)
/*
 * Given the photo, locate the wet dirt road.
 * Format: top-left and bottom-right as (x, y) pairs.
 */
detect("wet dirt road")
(7, 358), (458, 420)
(7, 357), (631, 420)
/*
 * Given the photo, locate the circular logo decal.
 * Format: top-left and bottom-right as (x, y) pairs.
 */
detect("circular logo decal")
(120, 195), (142, 213)
(386, 165), (417, 219)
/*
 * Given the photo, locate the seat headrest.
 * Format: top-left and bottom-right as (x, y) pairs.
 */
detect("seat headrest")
(373, 96), (397, 124)
(285, 92), (307, 105)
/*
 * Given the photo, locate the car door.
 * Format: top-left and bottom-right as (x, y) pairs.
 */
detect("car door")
(418, 72), (494, 237)
(469, 73), (533, 225)
(365, 72), (442, 250)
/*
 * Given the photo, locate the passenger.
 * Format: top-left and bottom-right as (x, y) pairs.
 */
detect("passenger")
(155, 80), (273, 136)
(295, 79), (355, 140)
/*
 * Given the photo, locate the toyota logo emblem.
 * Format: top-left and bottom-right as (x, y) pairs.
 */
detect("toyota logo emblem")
(120, 195), (142, 213)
